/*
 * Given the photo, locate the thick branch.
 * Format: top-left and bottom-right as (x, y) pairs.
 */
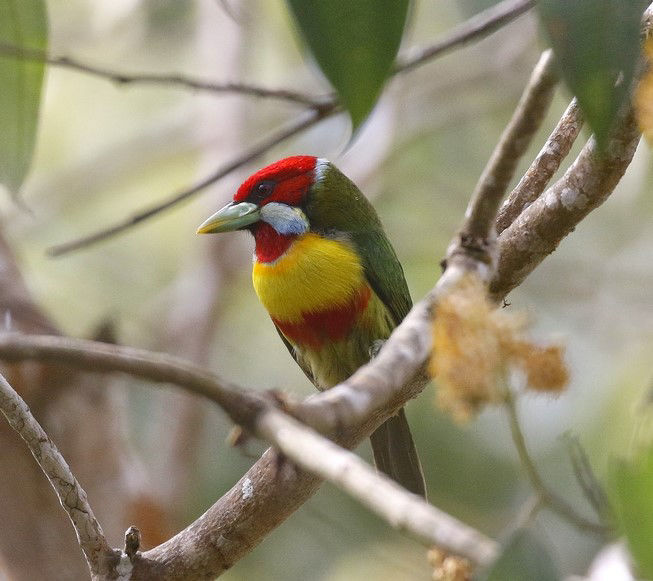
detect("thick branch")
(255, 408), (498, 564)
(490, 106), (641, 300)
(0, 372), (120, 577)
(496, 99), (584, 234)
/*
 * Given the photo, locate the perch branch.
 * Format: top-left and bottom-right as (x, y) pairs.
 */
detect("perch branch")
(0, 372), (121, 577)
(0, 332), (498, 570)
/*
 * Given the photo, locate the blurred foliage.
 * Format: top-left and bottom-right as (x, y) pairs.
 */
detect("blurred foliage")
(286, 0), (408, 131)
(0, 0), (47, 193)
(538, 0), (647, 150)
(476, 528), (559, 581)
(610, 442), (653, 578)
(636, 36), (653, 144)
(0, 0), (652, 579)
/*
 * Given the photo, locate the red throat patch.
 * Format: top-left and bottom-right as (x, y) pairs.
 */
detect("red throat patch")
(254, 222), (296, 263)
(273, 285), (372, 350)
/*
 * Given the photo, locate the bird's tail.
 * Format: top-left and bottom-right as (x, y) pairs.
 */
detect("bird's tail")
(369, 407), (427, 499)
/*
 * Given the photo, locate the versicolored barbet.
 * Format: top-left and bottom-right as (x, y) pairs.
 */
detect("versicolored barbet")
(197, 156), (426, 498)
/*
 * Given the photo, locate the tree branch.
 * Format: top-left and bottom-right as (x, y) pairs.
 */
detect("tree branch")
(496, 99), (584, 234)
(255, 408), (499, 563)
(396, 0), (536, 75)
(0, 332), (497, 572)
(489, 105), (641, 300)
(456, 49), (557, 256)
(0, 371), (121, 577)
(0, 333), (265, 427)
(0, 42), (326, 108)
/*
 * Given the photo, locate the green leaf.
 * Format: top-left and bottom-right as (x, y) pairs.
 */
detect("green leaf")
(610, 445), (653, 578)
(475, 528), (560, 581)
(0, 0), (48, 194)
(538, 0), (646, 151)
(286, 0), (409, 131)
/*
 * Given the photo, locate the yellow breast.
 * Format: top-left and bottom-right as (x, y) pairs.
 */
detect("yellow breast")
(252, 233), (365, 323)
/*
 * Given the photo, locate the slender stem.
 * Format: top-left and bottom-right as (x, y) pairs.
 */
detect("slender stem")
(0, 333), (264, 426)
(503, 388), (609, 535)
(563, 433), (613, 523)
(467, 50), (557, 241)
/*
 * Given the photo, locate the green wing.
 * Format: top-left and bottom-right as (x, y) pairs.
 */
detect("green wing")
(352, 228), (412, 326)
(306, 162), (412, 326)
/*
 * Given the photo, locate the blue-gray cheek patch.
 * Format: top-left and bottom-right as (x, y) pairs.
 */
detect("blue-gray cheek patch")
(260, 203), (309, 235)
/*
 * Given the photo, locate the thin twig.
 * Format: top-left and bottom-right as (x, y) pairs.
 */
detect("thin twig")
(47, 108), (335, 256)
(0, 372), (120, 576)
(563, 432), (613, 523)
(395, 0), (536, 75)
(503, 388), (608, 535)
(496, 99), (584, 234)
(464, 49), (557, 243)
(0, 42), (326, 108)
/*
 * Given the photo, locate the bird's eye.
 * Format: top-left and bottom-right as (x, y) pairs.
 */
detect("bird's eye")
(250, 180), (275, 203)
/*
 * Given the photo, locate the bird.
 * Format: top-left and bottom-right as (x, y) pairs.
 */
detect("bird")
(197, 155), (426, 498)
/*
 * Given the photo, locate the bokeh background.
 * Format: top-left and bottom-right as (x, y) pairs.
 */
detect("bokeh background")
(3, 0), (653, 578)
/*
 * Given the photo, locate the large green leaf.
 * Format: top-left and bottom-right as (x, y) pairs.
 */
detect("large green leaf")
(610, 445), (653, 578)
(0, 0), (48, 193)
(538, 0), (646, 151)
(286, 0), (409, 131)
(475, 528), (560, 581)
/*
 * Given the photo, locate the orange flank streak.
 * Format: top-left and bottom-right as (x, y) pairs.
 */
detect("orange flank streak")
(273, 285), (371, 350)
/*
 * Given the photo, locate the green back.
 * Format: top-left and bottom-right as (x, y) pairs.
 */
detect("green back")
(304, 162), (412, 325)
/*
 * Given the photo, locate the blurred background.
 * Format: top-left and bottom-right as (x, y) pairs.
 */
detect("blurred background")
(1, 0), (652, 578)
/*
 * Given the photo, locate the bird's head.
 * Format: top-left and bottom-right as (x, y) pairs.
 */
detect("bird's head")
(196, 155), (324, 237)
